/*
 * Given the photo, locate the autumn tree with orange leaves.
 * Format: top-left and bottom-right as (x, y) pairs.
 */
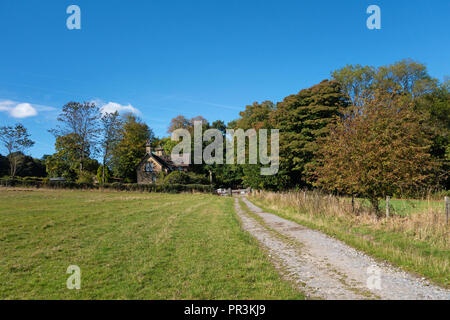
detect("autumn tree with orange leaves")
(310, 90), (439, 214)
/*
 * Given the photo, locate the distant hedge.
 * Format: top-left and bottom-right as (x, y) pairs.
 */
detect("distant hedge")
(0, 179), (214, 194)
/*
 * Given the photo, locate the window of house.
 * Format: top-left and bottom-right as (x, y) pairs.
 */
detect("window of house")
(145, 162), (153, 172)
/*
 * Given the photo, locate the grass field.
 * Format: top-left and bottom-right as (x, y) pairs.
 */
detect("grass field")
(360, 198), (445, 216)
(0, 189), (304, 300)
(250, 192), (449, 288)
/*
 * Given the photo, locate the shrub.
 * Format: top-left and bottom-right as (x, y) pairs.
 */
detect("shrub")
(97, 165), (111, 184)
(164, 171), (209, 185)
(0, 178), (214, 194)
(77, 171), (95, 184)
(164, 171), (190, 184)
(187, 172), (210, 184)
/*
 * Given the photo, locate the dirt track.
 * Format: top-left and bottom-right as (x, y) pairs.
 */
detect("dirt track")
(235, 197), (450, 300)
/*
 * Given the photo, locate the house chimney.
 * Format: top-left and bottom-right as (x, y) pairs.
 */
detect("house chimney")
(155, 146), (164, 157)
(145, 141), (152, 154)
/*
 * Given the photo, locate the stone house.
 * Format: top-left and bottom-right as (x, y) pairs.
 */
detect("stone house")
(136, 142), (188, 184)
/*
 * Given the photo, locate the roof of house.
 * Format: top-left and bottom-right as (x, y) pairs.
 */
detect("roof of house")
(137, 152), (188, 171)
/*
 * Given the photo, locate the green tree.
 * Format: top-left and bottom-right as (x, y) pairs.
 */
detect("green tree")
(164, 171), (190, 185)
(49, 102), (101, 172)
(97, 164), (111, 184)
(375, 59), (437, 98)
(111, 113), (154, 182)
(100, 111), (122, 185)
(45, 155), (77, 181)
(0, 124), (35, 178)
(15, 153), (46, 177)
(331, 64), (376, 106)
(152, 136), (180, 161)
(0, 154), (9, 177)
(233, 101), (274, 130)
(332, 59), (437, 104)
(272, 79), (349, 187)
(167, 114), (210, 177)
(211, 120), (226, 135)
(46, 134), (98, 181)
(226, 102), (280, 190)
(163, 171), (209, 185)
(45, 134), (84, 180)
(210, 164), (244, 189)
(415, 80), (450, 188)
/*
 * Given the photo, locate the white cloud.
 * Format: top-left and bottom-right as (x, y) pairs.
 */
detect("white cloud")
(99, 101), (141, 115)
(10, 103), (38, 118)
(0, 100), (38, 118)
(0, 100), (15, 111)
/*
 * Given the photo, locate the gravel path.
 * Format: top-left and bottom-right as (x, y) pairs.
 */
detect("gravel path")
(235, 197), (450, 300)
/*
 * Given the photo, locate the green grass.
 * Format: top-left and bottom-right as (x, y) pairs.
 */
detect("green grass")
(357, 198), (445, 216)
(249, 196), (449, 288)
(0, 189), (304, 299)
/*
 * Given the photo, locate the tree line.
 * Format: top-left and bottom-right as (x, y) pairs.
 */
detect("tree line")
(160, 59), (448, 207)
(229, 59), (449, 208)
(1, 59), (448, 208)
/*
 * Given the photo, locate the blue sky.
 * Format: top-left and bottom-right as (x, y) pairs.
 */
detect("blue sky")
(0, 0), (449, 158)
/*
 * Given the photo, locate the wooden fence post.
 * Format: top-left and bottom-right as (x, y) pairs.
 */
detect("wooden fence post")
(445, 196), (449, 225)
(351, 195), (355, 213)
(386, 196), (390, 218)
